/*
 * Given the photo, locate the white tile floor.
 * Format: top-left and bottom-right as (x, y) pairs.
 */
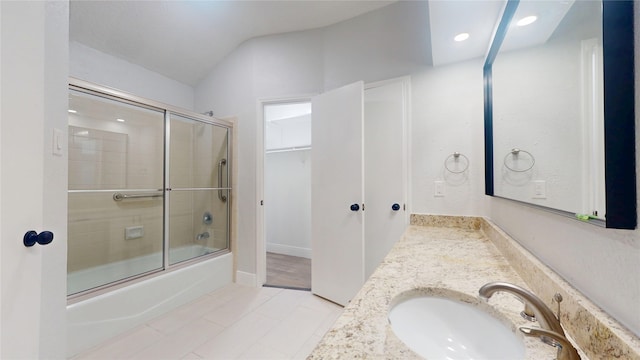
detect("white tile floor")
(72, 284), (343, 360)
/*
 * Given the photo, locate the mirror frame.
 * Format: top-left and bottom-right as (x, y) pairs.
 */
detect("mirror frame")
(484, 0), (636, 229)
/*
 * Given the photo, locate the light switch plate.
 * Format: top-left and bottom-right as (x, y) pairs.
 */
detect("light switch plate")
(53, 128), (63, 156)
(434, 181), (445, 197)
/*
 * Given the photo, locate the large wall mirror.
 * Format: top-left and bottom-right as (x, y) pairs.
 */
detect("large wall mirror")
(484, 0), (636, 229)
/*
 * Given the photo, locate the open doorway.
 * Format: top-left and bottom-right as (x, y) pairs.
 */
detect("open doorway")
(262, 101), (312, 290)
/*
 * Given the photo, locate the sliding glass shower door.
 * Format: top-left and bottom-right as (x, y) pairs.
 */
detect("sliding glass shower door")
(67, 83), (232, 297)
(167, 114), (230, 265)
(67, 89), (165, 295)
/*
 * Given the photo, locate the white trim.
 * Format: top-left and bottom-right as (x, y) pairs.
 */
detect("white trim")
(266, 243), (312, 259)
(235, 270), (258, 287)
(256, 95), (316, 288)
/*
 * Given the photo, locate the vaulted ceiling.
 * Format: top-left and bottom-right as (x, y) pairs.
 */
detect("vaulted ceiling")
(70, 1), (397, 86)
(72, 1), (559, 88)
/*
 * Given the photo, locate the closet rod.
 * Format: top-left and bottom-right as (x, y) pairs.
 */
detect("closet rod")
(266, 146), (311, 154)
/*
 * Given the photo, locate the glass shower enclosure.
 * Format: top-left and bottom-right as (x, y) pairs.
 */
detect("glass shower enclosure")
(67, 80), (231, 297)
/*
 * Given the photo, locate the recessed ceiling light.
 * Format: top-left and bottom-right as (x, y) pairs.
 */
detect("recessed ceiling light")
(116, 118), (126, 122)
(68, 109), (77, 113)
(517, 15), (537, 26)
(454, 33), (470, 42)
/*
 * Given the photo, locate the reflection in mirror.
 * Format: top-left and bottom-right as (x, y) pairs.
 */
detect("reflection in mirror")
(492, 0), (603, 216)
(484, 0), (636, 229)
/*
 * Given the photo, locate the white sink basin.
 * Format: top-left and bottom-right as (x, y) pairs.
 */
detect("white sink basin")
(388, 295), (525, 359)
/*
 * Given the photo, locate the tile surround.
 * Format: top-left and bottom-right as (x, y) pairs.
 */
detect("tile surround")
(310, 214), (640, 359)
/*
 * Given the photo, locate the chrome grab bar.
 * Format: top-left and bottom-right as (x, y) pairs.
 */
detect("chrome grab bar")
(218, 158), (227, 202)
(113, 191), (163, 201)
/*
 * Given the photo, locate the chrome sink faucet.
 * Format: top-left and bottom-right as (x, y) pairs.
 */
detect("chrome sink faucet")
(479, 282), (580, 360)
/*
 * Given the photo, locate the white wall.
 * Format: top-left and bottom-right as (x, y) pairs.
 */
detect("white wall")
(265, 150), (312, 258)
(70, 41), (195, 110)
(410, 59), (486, 216)
(266, 114), (311, 150)
(265, 109), (312, 258)
(322, 1), (431, 90)
(195, 29), (324, 275)
(195, 0), (640, 338)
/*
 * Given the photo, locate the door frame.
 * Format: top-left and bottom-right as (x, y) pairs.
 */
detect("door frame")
(255, 76), (412, 288)
(256, 95), (315, 287)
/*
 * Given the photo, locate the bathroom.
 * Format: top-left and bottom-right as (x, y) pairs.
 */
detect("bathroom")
(0, 0), (638, 358)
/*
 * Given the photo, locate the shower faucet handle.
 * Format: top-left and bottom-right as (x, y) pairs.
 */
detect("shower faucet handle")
(203, 211), (213, 225)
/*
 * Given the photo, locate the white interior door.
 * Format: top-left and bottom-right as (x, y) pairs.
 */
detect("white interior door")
(1, 2), (68, 358)
(364, 79), (408, 278)
(311, 81), (364, 306)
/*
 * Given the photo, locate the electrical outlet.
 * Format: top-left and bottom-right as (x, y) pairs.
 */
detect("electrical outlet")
(125, 225), (144, 240)
(434, 181), (445, 197)
(532, 180), (546, 199)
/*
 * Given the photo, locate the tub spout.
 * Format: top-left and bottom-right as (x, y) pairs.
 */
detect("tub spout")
(196, 231), (210, 241)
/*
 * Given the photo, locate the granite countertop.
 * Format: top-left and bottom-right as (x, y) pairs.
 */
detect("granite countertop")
(308, 222), (576, 359)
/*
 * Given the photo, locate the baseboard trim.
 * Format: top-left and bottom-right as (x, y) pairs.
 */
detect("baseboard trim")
(235, 270), (257, 287)
(266, 243), (312, 259)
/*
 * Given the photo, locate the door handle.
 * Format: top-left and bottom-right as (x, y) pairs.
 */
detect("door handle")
(23, 230), (54, 247)
(350, 203), (360, 211)
(392, 203), (401, 211)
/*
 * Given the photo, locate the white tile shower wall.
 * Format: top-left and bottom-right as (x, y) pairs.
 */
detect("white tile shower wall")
(67, 115), (165, 273)
(68, 110), (228, 271)
(68, 126), (128, 190)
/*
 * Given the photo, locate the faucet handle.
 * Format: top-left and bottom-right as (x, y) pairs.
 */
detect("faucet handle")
(553, 293), (563, 323)
(521, 303), (536, 322)
(520, 327), (581, 360)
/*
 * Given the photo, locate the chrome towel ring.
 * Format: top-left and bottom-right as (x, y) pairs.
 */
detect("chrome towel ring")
(504, 148), (535, 172)
(444, 152), (469, 173)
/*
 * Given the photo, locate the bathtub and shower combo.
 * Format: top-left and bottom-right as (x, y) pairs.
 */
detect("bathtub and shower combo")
(66, 79), (234, 356)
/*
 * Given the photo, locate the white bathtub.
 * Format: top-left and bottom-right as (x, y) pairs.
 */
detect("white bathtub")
(67, 245), (221, 295)
(66, 251), (232, 357)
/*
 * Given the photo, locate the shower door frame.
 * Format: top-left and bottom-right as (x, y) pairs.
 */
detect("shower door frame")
(68, 78), (234, 302)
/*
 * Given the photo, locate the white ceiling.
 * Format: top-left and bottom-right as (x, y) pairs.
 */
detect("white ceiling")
(71, 1), (562, 86)
(428, 0), (505, 66)
(70, 0), (397, 86)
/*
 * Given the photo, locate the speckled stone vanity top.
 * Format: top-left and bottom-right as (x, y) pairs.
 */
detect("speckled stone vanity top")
(308, 215), (640, 359)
